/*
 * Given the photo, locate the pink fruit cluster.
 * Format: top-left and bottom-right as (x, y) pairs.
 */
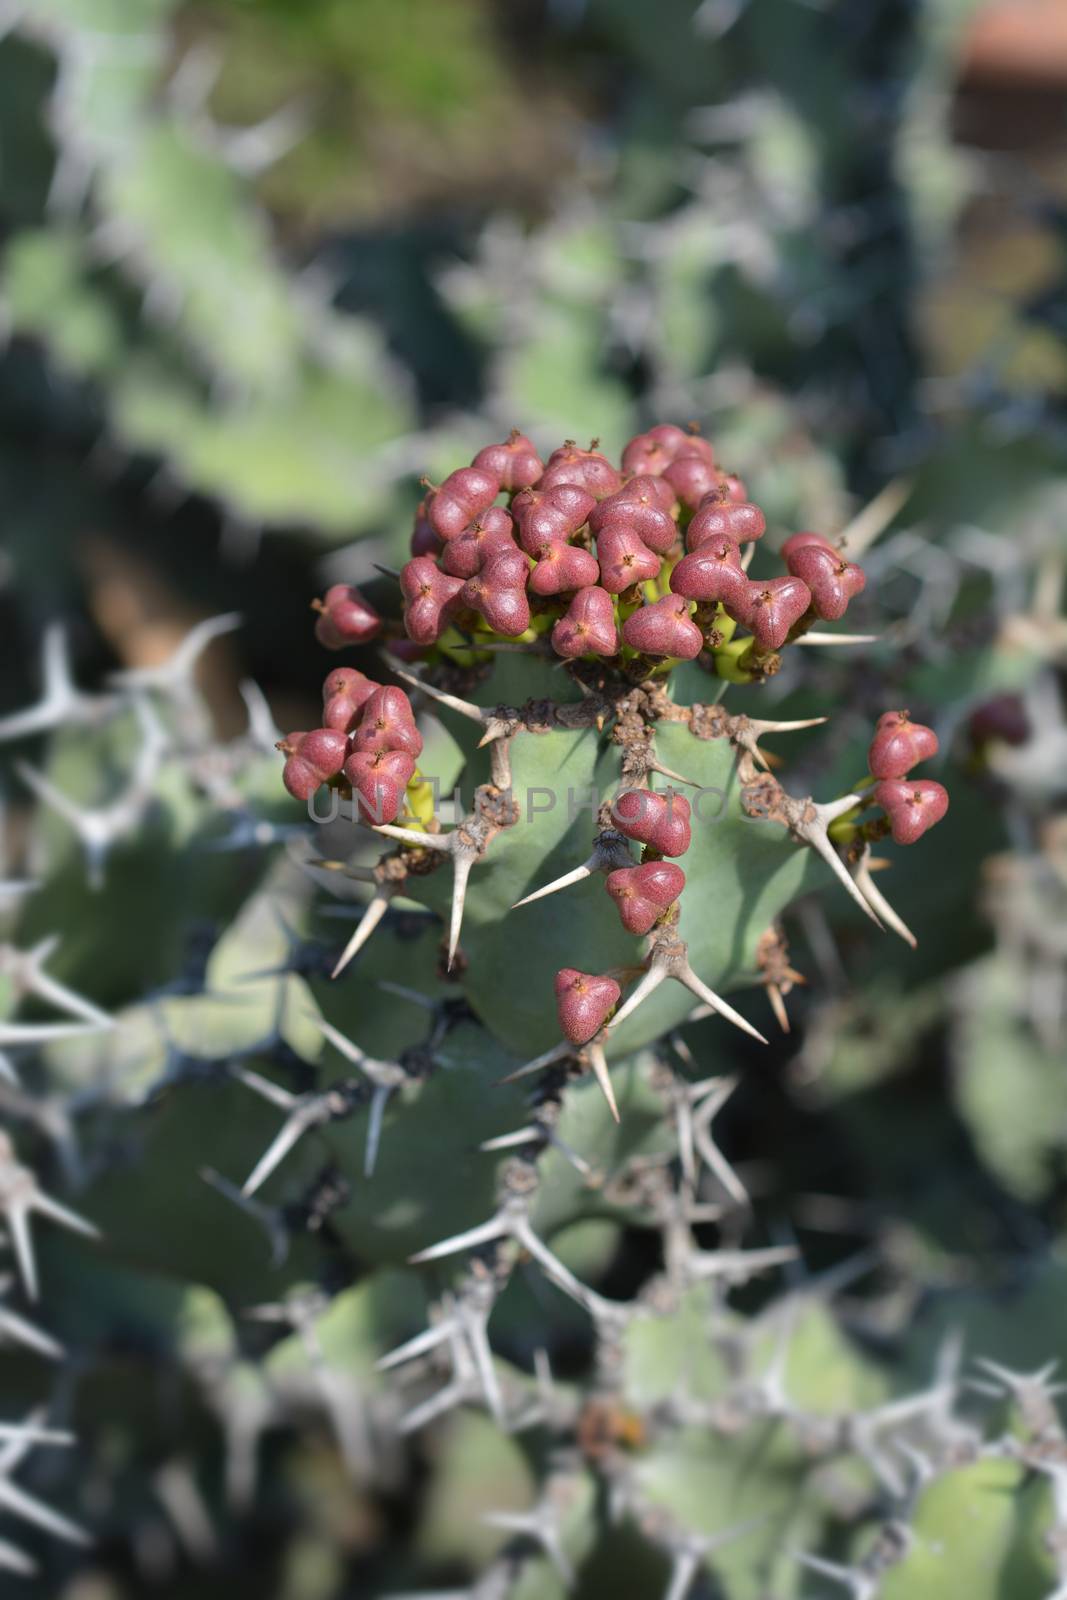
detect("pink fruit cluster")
(867, 711), (948, 845)
(555, 786), (692, 1044)
(399, 425), (865, 662)
(279, 669), (422, 824)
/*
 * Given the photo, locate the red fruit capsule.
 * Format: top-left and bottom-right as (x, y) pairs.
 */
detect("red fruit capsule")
(439, 507), (517, 579)
(622, 596), (703, 660)
(595, 525), (661, 593)
(687, 498), (766, 551)
(780, 531), (836, 563)
(427, 466), (499, 539)
(322, 667), (378, 732)
(590, 485), (677, 554)
(677, 430), (715, 464)
(278, 728), (349, 801)
(551, 586), (619, 658)
(968, 693), (1030, 749)
(460, 546), (531, 636)
(410, 496), (442, 558)
(471, 431), (543, 491)
(528, 539), (600, 597)
(784, 543), (866, 621)
(555, 968), (622, 1045)
(722, 472), (748, 503)
(669, 541), (748, 610)
(873, 778), (949, 845)
(512, 483), (596, 554)
(344, 748), (416, 826)
(388, 640), (425, 664)
(617, 425), (710, 473)
(738, 576), (812, 649)
(313, 584), (382, 650)
(344, 747), (417, 792)
(663, 454), (720, 510)
(867, 712), (939, 780)
(400, 557), (465, 645)
(539, 442), (622, 500)
(615, 474), (678, 515)
(612, 789), (691, 856)
(352, 686), (423, 759)
(605, 861), (686, 935)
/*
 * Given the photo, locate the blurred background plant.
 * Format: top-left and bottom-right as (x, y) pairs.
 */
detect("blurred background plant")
(2, 0), (1067, 1596)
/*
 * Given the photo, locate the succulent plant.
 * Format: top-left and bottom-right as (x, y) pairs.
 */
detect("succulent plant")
(0, 408), (974, 1591)
(4, 0), (1067, 1592)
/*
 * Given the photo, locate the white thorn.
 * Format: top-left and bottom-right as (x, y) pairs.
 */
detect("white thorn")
(479, 1127), (542, 1152)
(376, 1320), (454, 1371)
(397, 1379), (469, 1435)
(674, 1088), (698, 1189)
(0, 1474), (90, 1548)
(242, 1114), (312, 1198)
(688, 1244), (798, 1283)
(586, 1040), (619, 1122)
(677, 964), (768, 1044)
(837, 475), (912, 557)
(0, 1536), (36, 1576)
(311, 1017), (400, 1089)
(511, 1216), (615, 1320)
(795, 631), (879, 646)
(371, 824), (454, 851)
(409, 1215), (508, 1264)
(687, 1075), (748, 1207)
(0, 625), (103, 742)
(376, 979), (437, 1010)
(802, 823), (884, 929)
(663, 1549), (700, 1600)
(447, 851), (474, 970)
(311, 1015), (369, 1070)
(852, 846), (916, 948)
(3, 937), (113, 1029)
(3, 1207), (37, 1303)
(108, 612), (242, 693)
(383, 660), (486, 724)
(791, 1550), (878, 1599)
(200, 1169), (289, 1268)
(239, 678), (282, 751)
(648, 758), (701, 787)
(0, 1019), (110, 1049)
(0, 1423), (72, 1446)
(747, 715), (829, 736)
(545, 1132), (594, 1178)
(482, 1506), (573, 1587)
(364, 1083), (392, 1177)
(496, 1040), (572, 1085)
(816, 792), (867, 826)
(231, 1065), (298, 1114)
(511, 859), (594, 910)
(0, 1288), (63, 1361)
(662, 1517), (766, 1600)
(460, 1304), (503, 1422)
(605, 963), (668, 1034)
(27, 1191), (100, 1241)
(330, 891), (390, 977)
